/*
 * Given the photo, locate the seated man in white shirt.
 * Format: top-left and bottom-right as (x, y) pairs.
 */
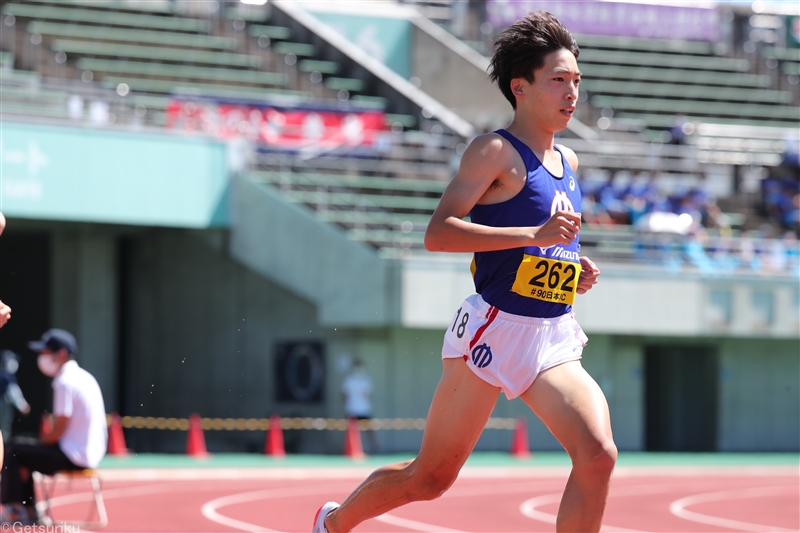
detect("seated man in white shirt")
(1, 329), (107, 524)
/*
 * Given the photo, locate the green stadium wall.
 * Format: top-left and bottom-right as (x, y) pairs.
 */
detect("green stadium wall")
(1, 121), (228, 228)
(1, 124), (797, 453)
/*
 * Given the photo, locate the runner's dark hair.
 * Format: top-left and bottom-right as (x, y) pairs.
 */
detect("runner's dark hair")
(489, 11), (580, 109)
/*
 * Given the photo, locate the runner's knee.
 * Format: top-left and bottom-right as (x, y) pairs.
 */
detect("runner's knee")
(408, 468), (458, 501)
(575, 437), (617, 478)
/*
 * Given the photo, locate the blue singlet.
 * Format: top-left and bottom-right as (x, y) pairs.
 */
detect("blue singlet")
(470, 129), (583, 318)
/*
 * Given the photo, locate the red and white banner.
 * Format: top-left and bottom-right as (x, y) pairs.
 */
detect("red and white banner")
(166, 100), (387, 149)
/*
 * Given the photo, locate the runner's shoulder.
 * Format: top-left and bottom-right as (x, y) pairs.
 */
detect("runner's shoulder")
(556, 143), (579, 172)
(461, 133), (519, 170)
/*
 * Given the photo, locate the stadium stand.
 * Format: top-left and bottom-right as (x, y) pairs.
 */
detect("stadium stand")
(575, 35), (800, 134)
(1, 0), (797, 265)
(1, 0), (797, 460)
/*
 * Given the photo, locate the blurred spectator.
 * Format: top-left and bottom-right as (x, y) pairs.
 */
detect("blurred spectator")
(761, 170), (800, 233)
(342, 358), (378, 454)
(67, 95), (83, 120)
(580, 177), (725, 231)
(595, 176), (628, 224)
(781, 132), (800, 169)
(668, 114), (688, 145)
(580, 189), (614, 228)
(1, 329), (107, 525)
(89, 100), (109, 125)
(682, 230), (715, 274)
(0, 351), (30, 441)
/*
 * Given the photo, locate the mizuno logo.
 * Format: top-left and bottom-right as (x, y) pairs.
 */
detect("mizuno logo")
(551, 247), (579, 261)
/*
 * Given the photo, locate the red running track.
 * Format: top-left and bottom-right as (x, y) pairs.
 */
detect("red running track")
(42, 466), (798, 532)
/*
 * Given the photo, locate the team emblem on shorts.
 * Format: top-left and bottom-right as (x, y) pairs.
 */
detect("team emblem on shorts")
(471, 343), (493, 368)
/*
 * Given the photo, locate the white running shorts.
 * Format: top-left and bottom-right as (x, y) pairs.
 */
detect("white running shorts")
(442, 294), (588, 399)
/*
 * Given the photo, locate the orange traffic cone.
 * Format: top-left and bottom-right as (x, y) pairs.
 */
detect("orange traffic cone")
(107, 412), (129, 456)
(186, 413), (209, 457)
(510, 416), (531, 458)
(343, 417), (365, 459)
(265, 414), (285, 457)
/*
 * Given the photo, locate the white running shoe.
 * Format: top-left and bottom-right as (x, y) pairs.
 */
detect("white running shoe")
(312, 502), (340, 533)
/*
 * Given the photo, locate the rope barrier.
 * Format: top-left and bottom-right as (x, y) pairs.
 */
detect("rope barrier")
(107, 415), (519, 432)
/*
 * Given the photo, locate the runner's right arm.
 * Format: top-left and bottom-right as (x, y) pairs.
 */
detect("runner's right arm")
(425, 134), (581, 253)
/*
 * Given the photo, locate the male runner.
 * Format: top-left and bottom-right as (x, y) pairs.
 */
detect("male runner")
(313, 11), (616, 533)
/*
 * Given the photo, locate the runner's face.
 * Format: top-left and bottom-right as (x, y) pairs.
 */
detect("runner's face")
(513, 49), (580, 132)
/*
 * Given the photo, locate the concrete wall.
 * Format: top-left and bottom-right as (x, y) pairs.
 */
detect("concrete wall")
(16, 222), (798, 454)
(351, 328), (797, 453)
(718, 338), (800, 451)
(51, 230), (119, 413)
(409, 16), (513, 130)
(122, 228), (341, 453)
(230, 175), (400, 328)
(400, 255), (800, 339)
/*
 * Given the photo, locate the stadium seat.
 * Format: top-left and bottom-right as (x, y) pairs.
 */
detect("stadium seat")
(281, 189), (441, 211)
(385, 114), (418, 128)
(582, 79), (792, 104)
(578, 64), (772, 88)
(225, 5), (269, 22)
(0, 51), (13, 69)
(615, 112), (798, 131)
(23, 0), (172, 13)
(591, 95), (800, 122)
(574, 33), (714, 55)
(75, 58), (288, 88)
(0, 70), (42, 84)
(50, 40), (261, 67)
(98, 77), (311, 100)
(579, 48), (750, 72)
(762, 46), (800, 63)
(27, 21), (238, 50)
(0, 102), (72, 119)
(34, 469), (108, 529)
(324, 77), (365, 93)
(248, 24), (293, 41)
(298, 59), (340, 75)
(351, 95), (389, 108)
(273, 42), (317, 58)
(1, 83), (66, 100)
(3, 4), (210, 32)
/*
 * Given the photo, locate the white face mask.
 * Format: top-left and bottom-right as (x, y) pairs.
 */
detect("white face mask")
(37, 355), (60, 377)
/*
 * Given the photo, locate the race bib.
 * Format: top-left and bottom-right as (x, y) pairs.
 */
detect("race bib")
(511, 255), (581, 305)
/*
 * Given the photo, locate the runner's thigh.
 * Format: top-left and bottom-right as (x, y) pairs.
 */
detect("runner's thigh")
(415, 358), (500, 475)
(519, 360), (613, 457)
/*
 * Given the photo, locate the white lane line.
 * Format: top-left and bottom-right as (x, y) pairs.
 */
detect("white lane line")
(669, 485), (800, 532)
(519, 486), (677, 533)
(200, 483), (351, 533)
(373, 513), (470, 532)
(519, 492), (561, 525)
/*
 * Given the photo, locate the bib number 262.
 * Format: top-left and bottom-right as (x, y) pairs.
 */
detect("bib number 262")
(511, 255), (581, 305)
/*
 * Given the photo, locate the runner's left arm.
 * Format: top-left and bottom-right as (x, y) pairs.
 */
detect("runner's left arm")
(577, 256), (600, 294)
(558, 146), (599, 295)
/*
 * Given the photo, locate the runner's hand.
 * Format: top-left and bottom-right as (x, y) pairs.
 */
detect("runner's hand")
(577, 256), (600, 294)
(532, 211), (581, 248)
(0, 300), (10, 328)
